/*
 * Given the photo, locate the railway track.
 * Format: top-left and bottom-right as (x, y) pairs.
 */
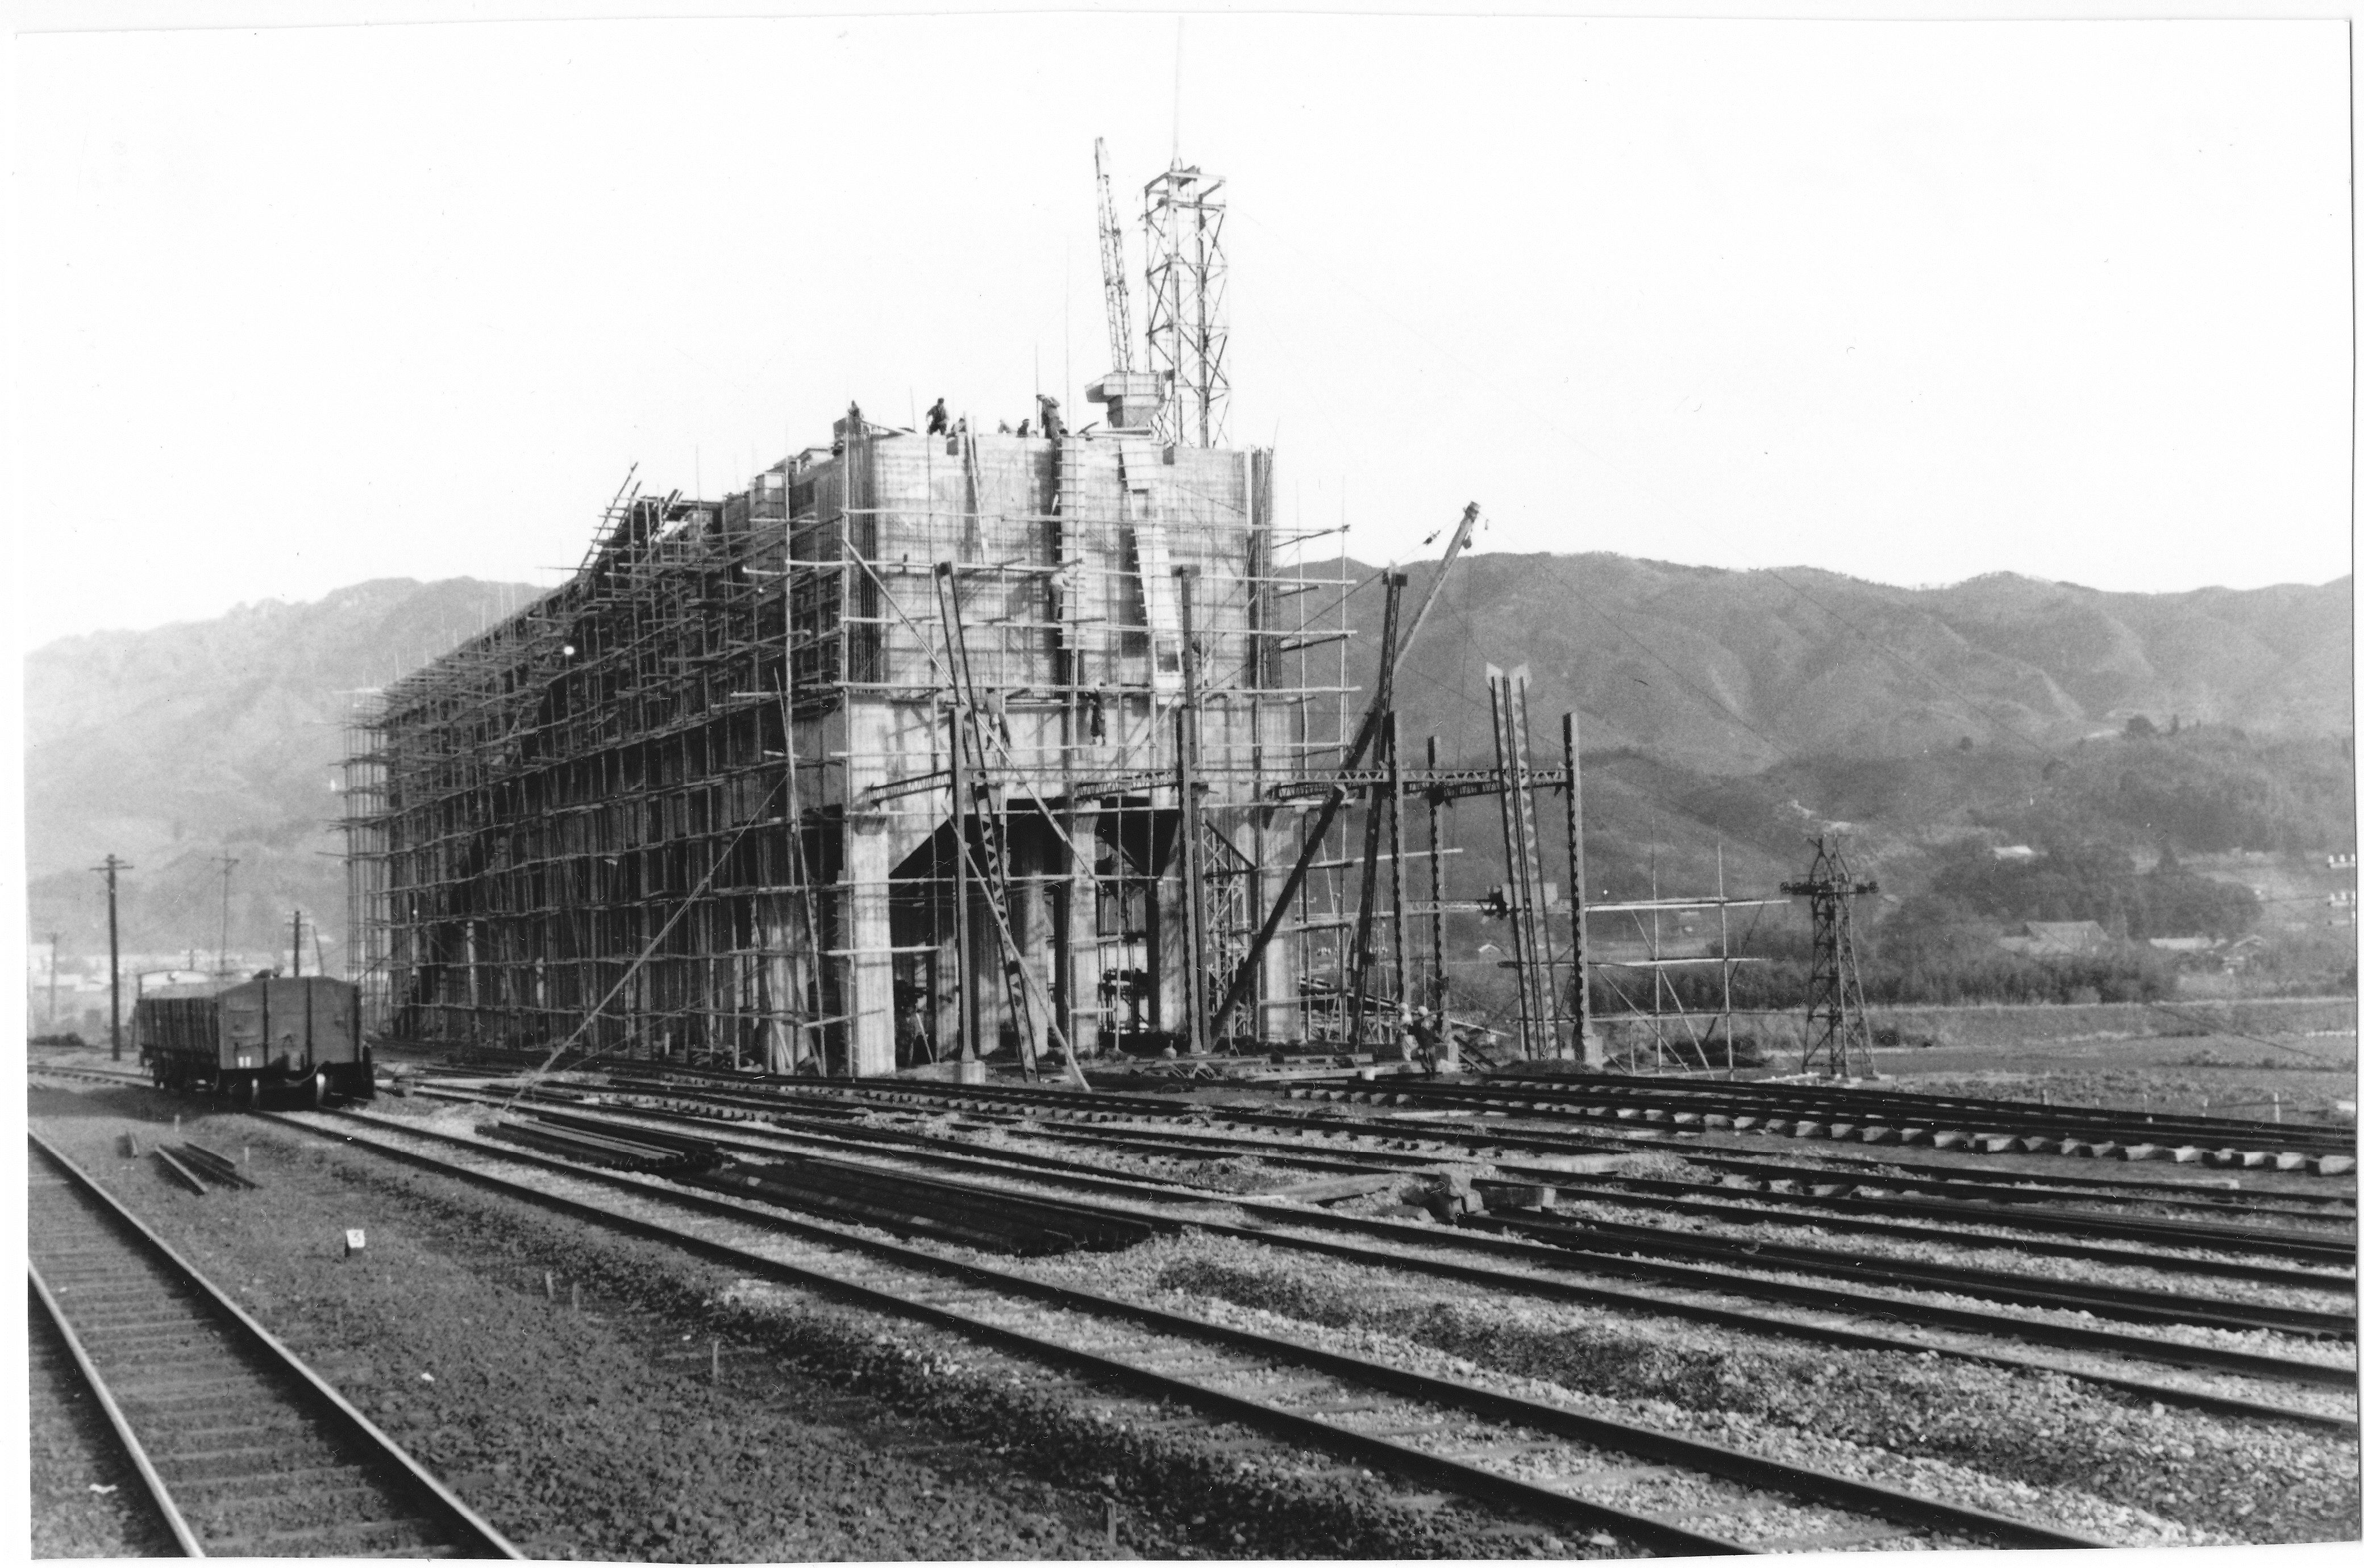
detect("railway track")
(332, 1090), (2361, 1427)
(593, 1065), (2360, 1206)
(1335, 1075), (2358, 1172)
(39, 1061), (2358, 1426)
(436, 1079), (2354, 1331)
(534, 1071), (2363, 1283)
(814, 1099), (2352, 1274)
(1522, 1176), (2356, 1279)
(253, 1104), (2119, 1553)
(1476, 1210), (2353, 1339)
(48, 1055), (2363, 1252)
(26, 1131), (518, 1559)
(603, 1066), (2360, 1198)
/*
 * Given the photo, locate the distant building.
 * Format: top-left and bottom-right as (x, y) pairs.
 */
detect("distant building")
(2146, 936), (2219, 953)
(1997, 920), (2114, 957)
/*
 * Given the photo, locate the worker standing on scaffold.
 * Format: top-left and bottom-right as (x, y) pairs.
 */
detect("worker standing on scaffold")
(1038, 395), (1065, 443)
(926, 398), (950, 436)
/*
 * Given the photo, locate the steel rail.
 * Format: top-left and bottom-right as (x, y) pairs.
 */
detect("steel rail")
(403, 1090), (2361, 1430)
(572, 1072), (2355, 1284)
(1472, 1208), (2354, 1388)
(530, 1094), (2357, 1337)
(1534, 1178), (2357, 1283)
(437, 1082), (1182, 1185)
(1201, 1192), (2358, 1391)
(826, 1062), (2341, 1159)
(1385, 1077), (2359, 1156)
(1492, 1209), (2351, 1337)
(1175, 1212), (2362, 1433)
(532, 1073), (2360, 1313)
(419, 1082), (1246, 1206)
(258, 1108), (2113, 1552)
(27, 1132), (522, 1559)
(28, 1265), (205, 1556)
(613, 1071), (2360, 1203)
(784, 1091), (2359, 1270)
(1456, 1070), (2349, 1141)
(1591, 1147), (2359, 1219)
(654, 1069), (2357, 1214)
(1573, 1071), (2354, 1141)
(262, 1110), (1749, 1554)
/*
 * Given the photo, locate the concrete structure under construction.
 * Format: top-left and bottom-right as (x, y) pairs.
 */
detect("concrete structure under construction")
(342, 398), (1355, 1077)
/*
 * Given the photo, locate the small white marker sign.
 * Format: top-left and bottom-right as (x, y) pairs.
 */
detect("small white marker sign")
(344, 1229), (367, 1256)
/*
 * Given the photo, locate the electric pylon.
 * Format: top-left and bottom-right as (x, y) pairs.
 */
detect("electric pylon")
(1780, 836), (1878, 1079)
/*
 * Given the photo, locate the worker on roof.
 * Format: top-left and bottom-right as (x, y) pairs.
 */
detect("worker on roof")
(926, 398), (950, 436)
(1038, 395), (1065, 443)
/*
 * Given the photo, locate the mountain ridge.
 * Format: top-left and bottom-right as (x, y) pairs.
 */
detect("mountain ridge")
(24, 560), (2351, 965)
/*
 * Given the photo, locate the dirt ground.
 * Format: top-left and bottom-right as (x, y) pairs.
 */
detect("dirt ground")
(23, 1082), (1589, 1561)
(27, 1051), (2359, 1556)
(1870, 1031), (2358, 1124)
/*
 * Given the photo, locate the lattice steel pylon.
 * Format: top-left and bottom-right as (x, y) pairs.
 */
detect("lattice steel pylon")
(1142, 161), (1229, 447)
(1780, 836), (1879, 1079)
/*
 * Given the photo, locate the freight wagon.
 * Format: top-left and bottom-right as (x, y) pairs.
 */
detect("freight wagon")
(136, 973), (373, 1104)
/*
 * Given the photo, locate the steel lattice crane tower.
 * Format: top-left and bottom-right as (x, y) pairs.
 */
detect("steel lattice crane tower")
(1094, 139), (1136, 374)
(1781, 836), (1879, 1079)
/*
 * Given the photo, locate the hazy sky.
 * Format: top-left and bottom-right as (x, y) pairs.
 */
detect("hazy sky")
(9, 8), (2354, 648)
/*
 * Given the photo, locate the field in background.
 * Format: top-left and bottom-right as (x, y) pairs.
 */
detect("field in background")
(1872, 1028), (2357, 1126)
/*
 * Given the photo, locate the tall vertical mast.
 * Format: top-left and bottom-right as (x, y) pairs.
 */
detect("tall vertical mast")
(95, 854), (130, 1061)
(1143, 161), (1230, 445)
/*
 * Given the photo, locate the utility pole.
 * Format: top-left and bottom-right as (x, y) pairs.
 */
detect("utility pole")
(1174, 567), (1210, 1055)
(47, 932), (60, 1033)
(290, 909), (303, 978)
(94, 855), (129, 1060)
(215, 852), (239, 977)
(1424, 737), (1448, 1012)
(948, 700), (976, 1063)
(1344, 575), (1405, 1045)
(1562, 711), (1597, 1067)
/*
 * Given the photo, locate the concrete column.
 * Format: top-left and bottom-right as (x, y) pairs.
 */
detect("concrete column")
(843, 819), (896, 1075)
(759, 898), (797, 1075)
(1156, 857), (1190, 1042)
(1014, 868), (1052, 1065)
(842, 702), (898, 1077)
(1255, 706), (1299, 1045)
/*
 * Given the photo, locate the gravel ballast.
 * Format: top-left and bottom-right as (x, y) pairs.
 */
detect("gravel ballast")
(28, 1087), (1593, 1559)
(1015, 1231), (2361, 1547)
(28, 1299), (179, 1558)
